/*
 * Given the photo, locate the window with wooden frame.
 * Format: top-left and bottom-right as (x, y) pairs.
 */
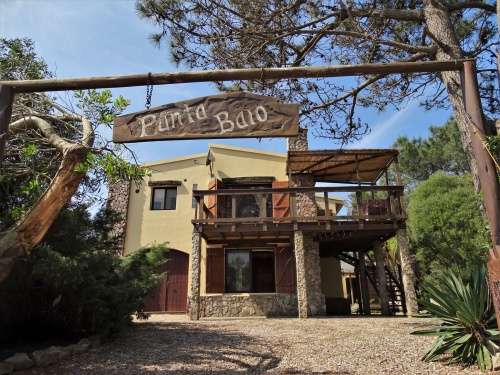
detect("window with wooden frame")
(225, 248), (275, 293)
(206, 246), (296, 294)
(151, 187), (177, 210)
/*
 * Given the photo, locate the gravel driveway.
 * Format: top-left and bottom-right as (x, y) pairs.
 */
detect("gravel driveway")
(16, 314), (490, 374)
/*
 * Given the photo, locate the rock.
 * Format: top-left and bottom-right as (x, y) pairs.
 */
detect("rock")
(63, 344), (77, 355)
(88, 335), (102, 349)
(31, 346), (65, 367)
(240, 306), (252, 317)
(0, 362), (14, 375)
(73, 338), (90, 354)
(492, 353), (500, 371)
(4, 352), (34, 370)
(55, 347), (70, 360)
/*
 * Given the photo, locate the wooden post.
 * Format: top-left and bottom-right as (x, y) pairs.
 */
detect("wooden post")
(374, 240), (391, 316)
(348, 275), (355, 305)
(358, 250), (371, 315)
(461, 61), (500, 247)
(0, 85), (14, 165)
(462, 61), (500, 328)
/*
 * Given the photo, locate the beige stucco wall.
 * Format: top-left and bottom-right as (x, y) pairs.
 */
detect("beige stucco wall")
(320, 257), (344, 298)
(124, 143), (289, 297)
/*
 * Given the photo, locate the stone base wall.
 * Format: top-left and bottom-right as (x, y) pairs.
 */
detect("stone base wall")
(190, 294), (298, 318)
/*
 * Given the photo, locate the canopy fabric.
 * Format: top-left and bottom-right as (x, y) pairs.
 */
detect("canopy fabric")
(286, 149), (399, 184)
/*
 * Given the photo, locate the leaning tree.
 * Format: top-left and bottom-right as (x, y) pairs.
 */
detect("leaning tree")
(0, 38), (147, 282)
(136, 0), (499, 195)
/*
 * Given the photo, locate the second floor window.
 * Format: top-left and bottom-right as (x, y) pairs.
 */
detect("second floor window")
(152, 187), (177, 210)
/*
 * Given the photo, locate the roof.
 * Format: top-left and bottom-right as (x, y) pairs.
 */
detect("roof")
(287, 149), (399, 184)
(143, 143), (286, 167)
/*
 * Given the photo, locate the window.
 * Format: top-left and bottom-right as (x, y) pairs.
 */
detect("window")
(225, 249), (275, 293)
(224, 184), (272, 218)
(206, 247), (295, 294)
(151, 187), (177, 210)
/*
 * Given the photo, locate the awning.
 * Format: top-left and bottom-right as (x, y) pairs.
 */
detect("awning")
(286, 149), (399, 184)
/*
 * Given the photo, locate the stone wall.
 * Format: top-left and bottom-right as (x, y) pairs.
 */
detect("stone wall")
(107, 180), (131, 253)
(287, 127), (309, 151)
(190, 294), (298, 318)
(290, 174), (317, 217)
(294, 231), (326, 317)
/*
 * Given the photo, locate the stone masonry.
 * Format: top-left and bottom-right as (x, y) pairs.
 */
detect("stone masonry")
(197, 294), (298, 317)
(107, 180), (131, 253)
(287, 127), (326, 318)
(190, 231), (202, 320)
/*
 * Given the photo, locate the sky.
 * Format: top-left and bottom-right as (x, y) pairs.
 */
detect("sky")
(0, 0), (453, 164)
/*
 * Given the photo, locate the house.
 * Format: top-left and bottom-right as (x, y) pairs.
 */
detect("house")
(108, 129), (411, 319)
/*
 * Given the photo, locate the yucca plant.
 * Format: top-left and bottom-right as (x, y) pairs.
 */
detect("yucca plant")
(411, 265), (500, 372)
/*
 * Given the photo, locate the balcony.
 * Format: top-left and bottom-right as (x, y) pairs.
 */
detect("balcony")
(192, 185), (406, 248)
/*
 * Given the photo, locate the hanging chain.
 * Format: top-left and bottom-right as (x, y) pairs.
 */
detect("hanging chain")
(145, 72), (153, 109)
(461, 109), (500, 170)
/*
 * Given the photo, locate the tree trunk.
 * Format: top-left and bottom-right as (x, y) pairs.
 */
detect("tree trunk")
(0, 146), (88, 283)
(424, 0), (481, 195)
(397, 229), (419, 315)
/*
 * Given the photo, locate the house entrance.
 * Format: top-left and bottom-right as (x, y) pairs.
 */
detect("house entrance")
(144, 249), (189, 313)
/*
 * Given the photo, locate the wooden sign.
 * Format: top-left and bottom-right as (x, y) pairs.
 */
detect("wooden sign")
(113, 92), (299, 143)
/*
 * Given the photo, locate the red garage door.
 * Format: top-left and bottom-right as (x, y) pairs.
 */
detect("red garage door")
(144, 249), (189, 313)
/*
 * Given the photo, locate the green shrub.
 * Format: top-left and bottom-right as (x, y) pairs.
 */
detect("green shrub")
(0, 204), (169, 343)
(411, 265), (499, 372)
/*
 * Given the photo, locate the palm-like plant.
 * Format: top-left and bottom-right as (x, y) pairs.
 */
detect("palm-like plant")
(411, 265), (500, 372)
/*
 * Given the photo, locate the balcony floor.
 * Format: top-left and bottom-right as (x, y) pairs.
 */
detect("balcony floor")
(193, 216), (405, 251)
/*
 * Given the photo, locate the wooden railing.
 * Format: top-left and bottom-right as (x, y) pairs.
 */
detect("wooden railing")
(192, 185), (406, 225)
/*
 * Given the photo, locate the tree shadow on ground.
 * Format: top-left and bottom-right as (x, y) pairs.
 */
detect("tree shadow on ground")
(17, 320), (287, 374)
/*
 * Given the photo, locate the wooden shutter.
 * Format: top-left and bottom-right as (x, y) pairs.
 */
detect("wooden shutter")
(206, 248), (224, 293)
(275, 247), (296, 293)
(272, 181), (290, 218)
(207, 179), (225, 218)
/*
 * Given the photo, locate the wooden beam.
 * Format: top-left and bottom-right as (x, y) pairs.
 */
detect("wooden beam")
(0, 60), (471, 93)
(0, 85), (14, 164)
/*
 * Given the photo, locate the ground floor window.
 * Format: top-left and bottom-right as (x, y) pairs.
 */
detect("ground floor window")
(206, 246), (295, 294)
(225, 249), (275, 293)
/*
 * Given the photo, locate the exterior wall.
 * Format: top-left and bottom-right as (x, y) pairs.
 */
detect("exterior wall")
(320, 257), (344, 298)
(197, 294), (298, 317)
(124, 144), (289, 304)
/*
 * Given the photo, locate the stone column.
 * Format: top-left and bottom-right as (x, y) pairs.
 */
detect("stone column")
(107, 180), (131, 254)
(358, 250), (371, 315)
(288, 127), (325, 318)
(287, 127), (309, 151)
(294, 231), (309, 318)
(374, 240), (390, 316)
(397, 229), (419, 315)
(189, 231), (202, 320)
(294, 231), (325, 318)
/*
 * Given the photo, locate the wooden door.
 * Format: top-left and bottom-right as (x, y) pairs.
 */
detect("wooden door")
(207, 179), (226, 218)
(273, 181), (290, 218)
(143, 250), (189, 313)
(165, 250), (189, 312)
(275, 247), (296, 293)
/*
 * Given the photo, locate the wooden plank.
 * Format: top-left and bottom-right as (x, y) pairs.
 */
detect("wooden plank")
(0, 60), (471, 93)
(113, 92), (299, 143)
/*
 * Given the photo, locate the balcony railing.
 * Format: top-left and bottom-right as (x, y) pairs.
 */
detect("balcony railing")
(192, 185), (406, 226)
